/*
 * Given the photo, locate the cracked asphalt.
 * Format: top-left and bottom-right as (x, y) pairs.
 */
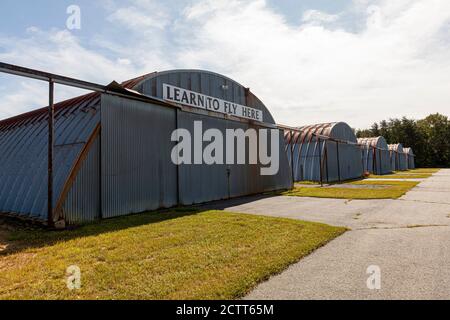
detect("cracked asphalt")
(205, 169), (450, 299)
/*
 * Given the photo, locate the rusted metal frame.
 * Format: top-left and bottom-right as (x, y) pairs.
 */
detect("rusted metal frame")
(316, 124), (330, 185)
(324, 142), (329, 183)
(48, 79), (54, 227)
(318, 137), (323, 186)
(316, 124), (330, 183)
(53, 123), (101, 221)
(0, 62), (106, 92)
(290, 130), (295, 184)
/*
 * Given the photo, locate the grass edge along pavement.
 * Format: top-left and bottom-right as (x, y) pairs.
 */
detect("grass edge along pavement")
(0, 210), (346, 300)
(368, 168), (440, 179)
(283, 180), (419, 200)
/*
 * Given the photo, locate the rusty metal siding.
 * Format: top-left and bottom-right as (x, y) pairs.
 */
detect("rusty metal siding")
(101, 94), (178, 218)
(358, 137), (391, 175)
(389, 144), (407, 171)
(62, 136), (100, 224)
(284, 122), (363, 183)
(1, 69), (293, 224)
(0, 95), (100, 221)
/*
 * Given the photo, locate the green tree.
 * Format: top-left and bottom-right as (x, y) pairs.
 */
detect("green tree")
(357, 113), (449, 168)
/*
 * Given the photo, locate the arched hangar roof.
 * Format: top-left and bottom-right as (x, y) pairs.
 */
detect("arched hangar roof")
(403, 147), (414, 156)
(0, 70), (275, 222)
(0, 69), (274, 129)
(358, 136), (388, 150)
(130, 69), (276, 124)
(284, 122), (358, 145)
(388, 143), (404, 153)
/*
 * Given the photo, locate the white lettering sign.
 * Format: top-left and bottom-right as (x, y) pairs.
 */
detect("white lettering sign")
(163, 84), (264, 122)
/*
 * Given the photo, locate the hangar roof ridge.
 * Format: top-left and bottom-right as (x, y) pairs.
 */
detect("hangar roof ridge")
(0, 70), (267, 130)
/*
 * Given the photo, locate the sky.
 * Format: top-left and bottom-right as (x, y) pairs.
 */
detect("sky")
(0, 0), (449, 129)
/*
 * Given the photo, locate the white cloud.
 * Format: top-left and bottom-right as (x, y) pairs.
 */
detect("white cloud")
(108, 6), (169, 30)
(177, 0), (450, 127)
(0, 27), (139, 117)
(1, 0), (450, 129)
(302, 10), (339, 24)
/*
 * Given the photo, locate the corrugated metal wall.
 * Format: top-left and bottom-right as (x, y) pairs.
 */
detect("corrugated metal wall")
(325, 140), (363, 182)
(1, 70), (293, 224)
(101, 94), (178, 218)
(284, 122), (363, 183)
(358, 137), (391, 175)
(389, 144), (407, 171)
(101, 93), (291, 215)
(377, 148), (391, 174)
(62, 136), (100, 224)
(404, 148), (415, 169)
(178, 112), (291, 205)
(0, 94), (100, 221)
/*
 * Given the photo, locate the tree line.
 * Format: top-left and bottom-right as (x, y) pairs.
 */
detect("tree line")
(356, 113), (450, 168)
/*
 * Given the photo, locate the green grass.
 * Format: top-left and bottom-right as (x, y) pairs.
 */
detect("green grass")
(0, 210), (345, 300)
(406, 168), (440, 174)
(368, 173), (431, 179)
(295, 181), (321, 185)
(367, 168), (439, 179)
(283, 180), (419, 200)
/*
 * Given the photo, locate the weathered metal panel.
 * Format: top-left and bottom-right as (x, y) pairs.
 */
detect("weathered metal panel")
(101, 94), (178, 218)
(1, 69), (293, 224)
(358, 137), (391, 175)
(0, 94), (100, 221)
(403, 147), (415, 169)
(135, 70), (276, 125)
(62, 136), (100, 224)
(284, 122), (363, 183)
(389, 144), (407, 171)
(177, 112), (229, 204)
(176, 112), (292, 205)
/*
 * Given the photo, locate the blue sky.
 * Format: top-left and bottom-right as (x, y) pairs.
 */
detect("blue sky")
(1, 0), (449, 128)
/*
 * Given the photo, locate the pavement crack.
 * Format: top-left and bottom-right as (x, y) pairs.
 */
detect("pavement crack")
(354, 224), (449, 231)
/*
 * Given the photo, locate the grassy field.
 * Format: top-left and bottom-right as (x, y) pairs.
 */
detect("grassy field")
(283, 180), (419, 200)
(0, 210), (345, 300)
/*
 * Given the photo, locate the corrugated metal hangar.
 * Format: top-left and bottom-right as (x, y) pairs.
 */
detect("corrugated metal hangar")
(403, 147), (415, 169)
(389, 144), (408, 171)
(283, 122), (363, 183)
(0, 64), (419, 225)
(358, 137), (391, 175)
(0, 69), (292, 224)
